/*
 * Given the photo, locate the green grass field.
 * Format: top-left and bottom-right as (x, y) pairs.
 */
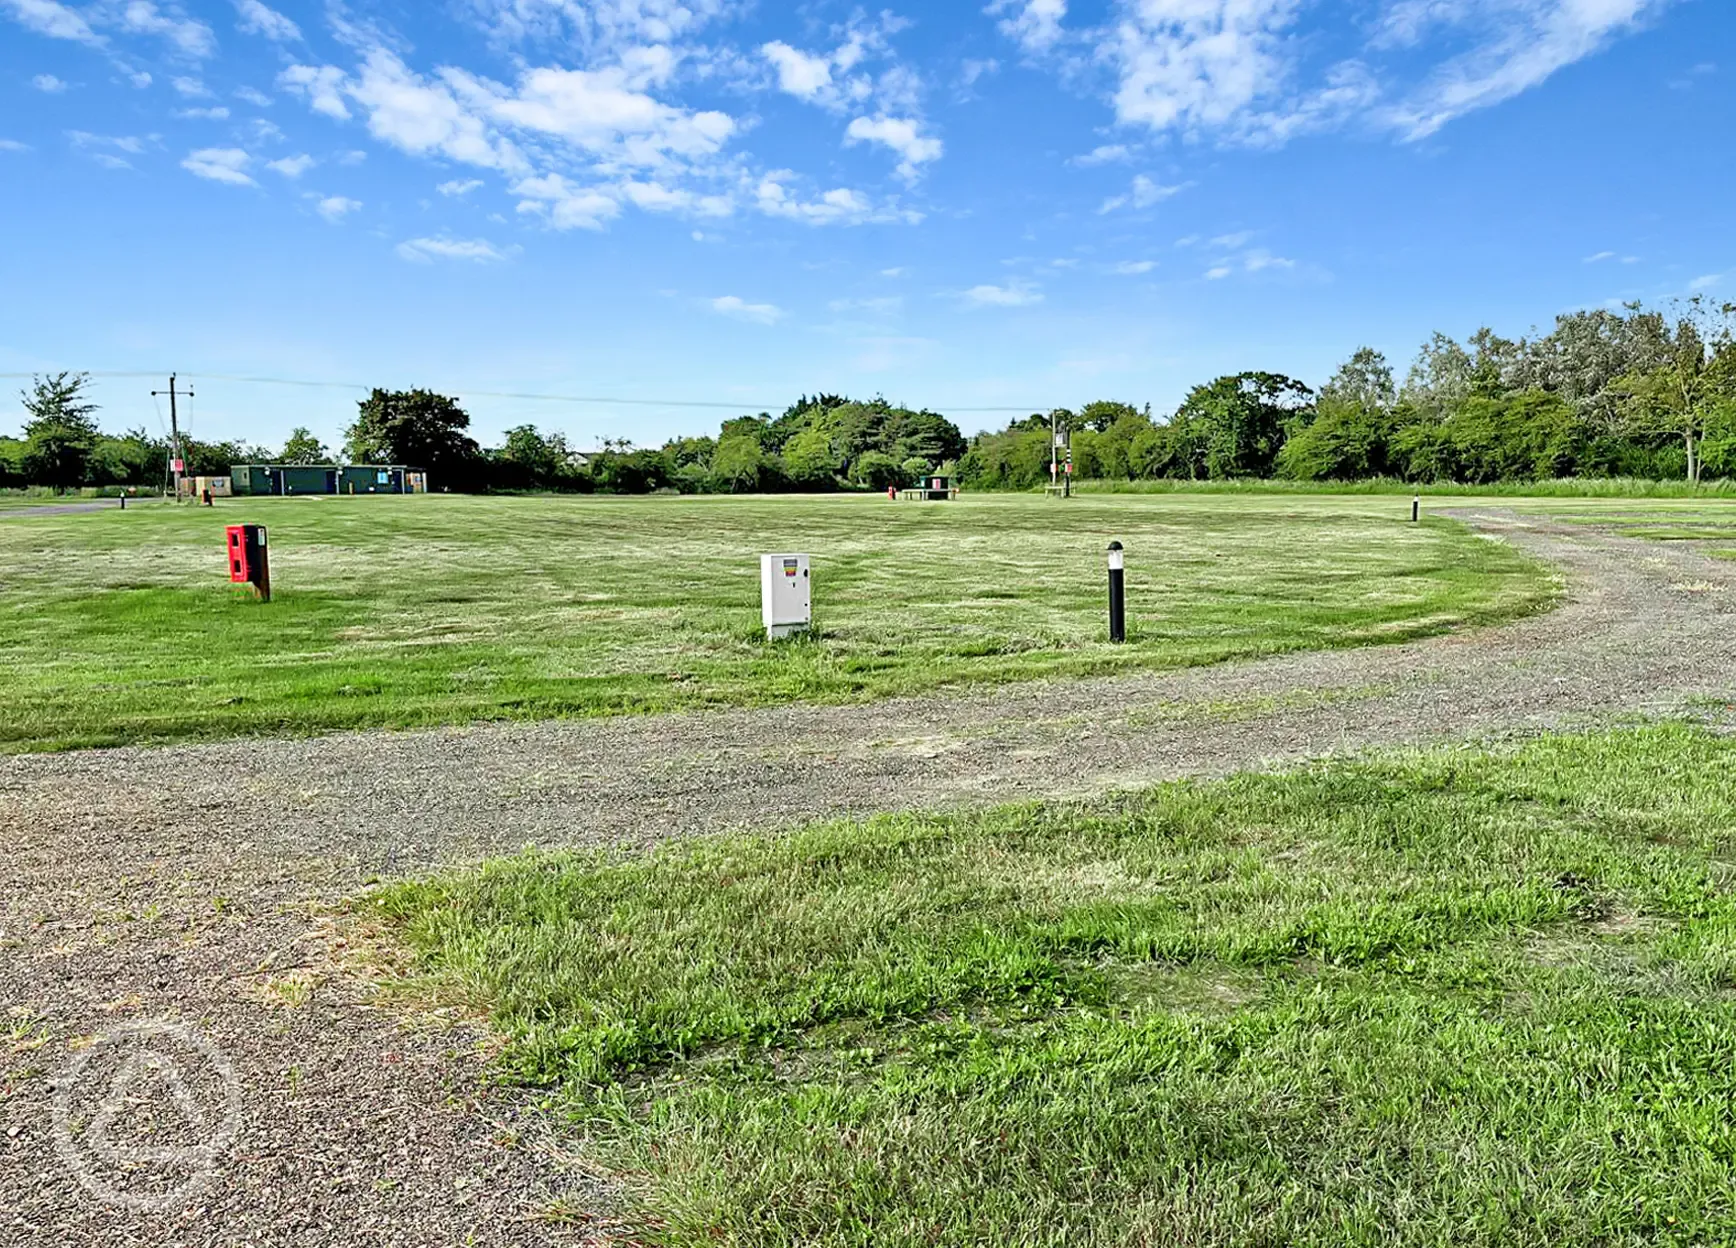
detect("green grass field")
(0, 493), (1550, 752)
(373, 723), (1736, 1246)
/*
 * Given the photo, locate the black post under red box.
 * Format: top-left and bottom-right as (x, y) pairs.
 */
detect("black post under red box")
(225, 524), (271, 601)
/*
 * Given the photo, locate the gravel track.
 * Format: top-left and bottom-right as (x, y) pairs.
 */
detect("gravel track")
(5, 507), (1736, 1245)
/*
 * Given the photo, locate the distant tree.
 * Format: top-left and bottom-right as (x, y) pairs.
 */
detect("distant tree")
(20, 371), (100, 489)
(850, 450), (903, 491)
(279, 426), (331, 465)
(1613, 304), (1736, 483)
(345, 389), (481, 480)
(1079, 400), (1142, 432)
(1169, 372), (1313, 478)
(782, 422), (841, 487)
(711, 434), (768, 492)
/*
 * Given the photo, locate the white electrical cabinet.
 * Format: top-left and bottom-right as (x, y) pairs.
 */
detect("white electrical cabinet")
(760, 553), (812, 639)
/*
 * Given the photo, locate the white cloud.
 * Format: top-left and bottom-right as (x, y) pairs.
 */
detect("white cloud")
(171, 75), (210, 97)
(396, 235), (515, 263)
(175, 106), (230, 119)
(279, 64), (350, 119)
(1584, 250), (1617, 262)
(32, 73), (67, 92)
(959, 58), (999, 89)
(844, 114), (942, 179)
(181, 146), (255, 185)
(1099, 173), (1188, 213)
(235, 85), (272, 106)
(315, 194), (361, 221)
(1111, 0), (1295, 136)
(762, 40), (834, 99)
(120, 1), (216, 58)
(447, 59), (732, 171)
(1385, 0), (1670, 139)
(1211, 230), (1254, 248)
(511, 172), (623, 230)
(1689, 274), (1722, 291)
(1008, 0), (1676, 150)
(69, 130), (144, 154)
(438, 178), (484, 196)
(2, 0), (100, 45)
(128, 71), (151, 88)
(881, 266), (907, 277)
(1073, 143), (1130, 165)
(993, 0), (1067, 53)
(961, 281), (1043, 307)
(0, 138), (31, 151)
(711, 294), (783, 324)
(1206, 247), (1295, 278)
(463, 0), (730, 51)
(352, 52), (525, 172)
(266, 153), (314, 177)
(755, 172), (916, 226)
(1110, 259), (1156, 274)
(235, 0), (299, 42)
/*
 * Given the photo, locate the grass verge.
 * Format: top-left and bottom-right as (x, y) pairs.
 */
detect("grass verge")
(370, 723), (1736, 1247)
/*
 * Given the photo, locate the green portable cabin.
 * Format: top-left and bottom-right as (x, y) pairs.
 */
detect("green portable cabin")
(230, 464), (417, 495)
(230, 464), (339, 495)
(338, 465), (409, 494)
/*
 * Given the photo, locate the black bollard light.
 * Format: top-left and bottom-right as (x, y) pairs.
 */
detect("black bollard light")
(1107, 540), (1126, 644)
(1411, 496), (1420, 523)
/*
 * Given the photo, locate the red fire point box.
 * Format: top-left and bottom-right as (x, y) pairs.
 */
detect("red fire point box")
(225, 524), (270, 599)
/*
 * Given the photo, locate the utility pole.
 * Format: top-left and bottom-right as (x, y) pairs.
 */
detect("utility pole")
(151, 374), (192, 499)
(1050, 409), (1059, 493)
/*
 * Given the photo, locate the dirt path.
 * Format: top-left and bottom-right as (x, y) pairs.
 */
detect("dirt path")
(5, 508), (1735, 1245)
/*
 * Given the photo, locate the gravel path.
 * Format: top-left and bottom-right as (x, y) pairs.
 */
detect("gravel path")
(5, 507), (1735, 1245)
(0, 499), (146, 518)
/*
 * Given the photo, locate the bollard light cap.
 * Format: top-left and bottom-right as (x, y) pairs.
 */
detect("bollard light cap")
(1107, 540), (1123, 550)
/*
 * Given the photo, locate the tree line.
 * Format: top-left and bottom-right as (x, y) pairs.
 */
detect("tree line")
(9, 299), (1733, 493)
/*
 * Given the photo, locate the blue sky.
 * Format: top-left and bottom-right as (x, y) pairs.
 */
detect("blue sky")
(0, 0), (1729, 451)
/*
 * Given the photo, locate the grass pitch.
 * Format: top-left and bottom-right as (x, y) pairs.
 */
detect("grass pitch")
(0, 492), (1547, 751)
(373, 723), (1736, 1247)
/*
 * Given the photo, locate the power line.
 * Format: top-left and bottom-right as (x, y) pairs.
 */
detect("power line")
(0, 371), (1051, 413)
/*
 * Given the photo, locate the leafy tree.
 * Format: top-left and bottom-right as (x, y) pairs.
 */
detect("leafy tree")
(20, 372), (100, 488)
(850, 450), (904, 491)
(711, 434), (768, 492)
(345, 389), (482, 478)
(782, 423), (841, 487)
(1168, 372), (1313, 478)
(1079, 400), (1142, 432)
(279, 426), (331, 465)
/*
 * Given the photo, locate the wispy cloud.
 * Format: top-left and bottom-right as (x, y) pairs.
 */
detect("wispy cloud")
(438, 178), (483, 196)
(1099, 174), (1189, 213)
(235, 0), (300, 42)
(844, 115), (942, 180)
(1109, 260), (1156, 275)
(960, 280), (1043, 308)
(32, 73), (68, 93)
(396, 235), (516, 263)
(1072, 143), (1130, 166)
(711, 295), (783, 325)
(181, 147), (255, 186)
(266, 153), (314, 177)
(314, 194), (361, 222)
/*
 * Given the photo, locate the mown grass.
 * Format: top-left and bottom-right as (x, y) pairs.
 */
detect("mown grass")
(1072, 476), (1736, 498)
(371, 724), (1736, 1247)
(0, 493), (1549, 751)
